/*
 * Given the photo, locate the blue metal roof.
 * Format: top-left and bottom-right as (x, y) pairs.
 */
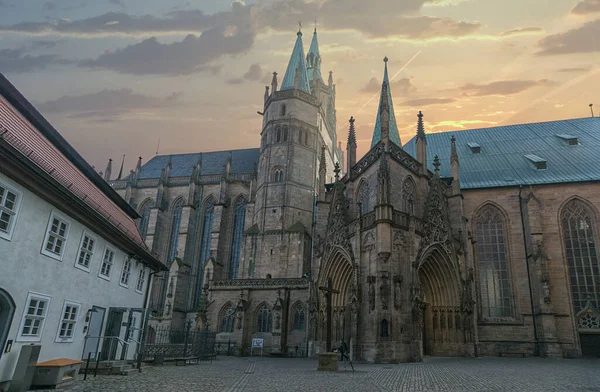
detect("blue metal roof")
(307, 29), (323, 83)
(404, 117), (600, 189)
(371, 58), (402, 149)
(138, 148), (260, 179)
(280, 31), (311, 94)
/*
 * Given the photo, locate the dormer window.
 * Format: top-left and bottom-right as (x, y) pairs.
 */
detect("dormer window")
(525, 154), (547, 170)
(467, 142), (481, 154)
(556, 134), (579, 145)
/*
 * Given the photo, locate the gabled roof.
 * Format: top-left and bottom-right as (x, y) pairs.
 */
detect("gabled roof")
(280, 31), (311, 94)
(138, 148), (260, 179)
(404, 117), (600, 189)
(371, 58), (402, 148)
(307, 29), (323, 83)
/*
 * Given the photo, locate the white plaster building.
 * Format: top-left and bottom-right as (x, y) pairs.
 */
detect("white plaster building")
(0, 73), (166, 390)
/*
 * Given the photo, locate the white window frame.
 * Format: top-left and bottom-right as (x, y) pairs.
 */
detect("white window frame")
(41, 211), (71, 261)
(135, 267), (146, 294)
(17, 292), (51, 342)
(98, 246), (115, 281)
(120, 257), (132, 288)
(55, 300), (81, 343)
(0, 180), (23, 241)
(74, 231), (96, 272)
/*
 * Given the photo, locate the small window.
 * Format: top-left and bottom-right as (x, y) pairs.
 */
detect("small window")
(99, 247), (115, 280)
(556, 134), (578, 145)
(56, 301), (80, 342)
(276, 127), (281, 142)
(120, 257), (132, 287)
(380, 319), (389, 337)
(280, 104), (286, 117)
(305, 132), (309, 146)
(524, 154), (547, 170)
(0, 181), (22, 240)
(467, 142), (481, 154)
(41, 212), (70, 260)
(283, 125), (288, 142)
(299, 129), (304, 144)
(75, 232), (95, 271)
(136, 268), (146, 293)
(17, 292), (51, 342)
(273, 168), (285, 183)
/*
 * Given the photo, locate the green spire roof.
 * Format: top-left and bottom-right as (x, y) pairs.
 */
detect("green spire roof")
(281, 30), (311, 94)
(371, 57), (402, 148)
(307, 28), (323, 83)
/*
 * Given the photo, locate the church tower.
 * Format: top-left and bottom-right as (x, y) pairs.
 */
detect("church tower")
(244, 27), (341, 280)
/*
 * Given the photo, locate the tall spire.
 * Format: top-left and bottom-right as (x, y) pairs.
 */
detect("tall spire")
(280, 29), (311, 94)
(306, 25), (323, 83)
(347, 116), (357, 175)
(370, 57), (402, 148)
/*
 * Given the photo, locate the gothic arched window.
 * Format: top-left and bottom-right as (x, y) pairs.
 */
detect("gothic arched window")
(280, 104), (286, 117)
(357, 180), (370, 215)
(380, 319), (389, 337)
(292, 303), (305, 331)
(402, 177), (415, 215)
(228, 197), (246, 279)
(305, 131), (309, 146)
(283, 125), (288, 142)
(167, 198), (184, 264)
(196, 198), (215, 304)
(273, 168), (285, 183)
(561, 199), (600, 312)
(220, 303), (235, 333)
(256, 303), (273, 333)
(138, 200), (152, 239)
(474, 205), (514, 319)
(276, 126), (281, 143)
(299, 129), (304, 144)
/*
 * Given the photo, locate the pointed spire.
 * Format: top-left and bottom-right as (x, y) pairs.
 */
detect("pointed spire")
(328, 71), (333, 88)
(451, 136), (459, 165)
(348, 116), (356, 146)
(371, 57), (402, 149)
(417, 111), (426, 142)
(136, 156), (142, 173)
(264, 86), (270, 103)
(271, 72), (278, 93)
(116, 154), (125, 180)
(280, 29), (311, 94)
(307, 25), (323, 83)
(104, 158), (112, 181)
(347, 116), (357, 174)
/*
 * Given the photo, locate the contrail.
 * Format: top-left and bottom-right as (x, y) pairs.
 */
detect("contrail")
(357, 50), (422, 114)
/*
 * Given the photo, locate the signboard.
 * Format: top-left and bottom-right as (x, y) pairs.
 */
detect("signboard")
(252, 338), (264, 348)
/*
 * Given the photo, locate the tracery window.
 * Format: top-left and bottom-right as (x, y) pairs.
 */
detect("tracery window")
(273, 168), (285, 183)
(256, 304), (273, 333)
(357, 180), (370, 214)
(292, 303), (305, 331)
(196, 198), (215, 305)
(138, 200), (152, 239)
(220, 303), (235, 333)
(402, 177), (415, 215)
(474, 205), (514, 319)
(561, 199), (600, 312)
(167, 198), (184, 264)
(228, 197), (246, 279)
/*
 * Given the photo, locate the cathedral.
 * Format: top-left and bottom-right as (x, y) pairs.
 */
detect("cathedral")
(110, 28), (600, 362)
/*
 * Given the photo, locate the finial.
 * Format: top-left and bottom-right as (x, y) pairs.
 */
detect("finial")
(298, 21), (302, 35)
(417, 111), (426, 141)
(349, 116), (355, 125)
(418, 110), (423, 119)
(334, 162), (341, 180)
(348, 116), (357, 146)
(433, 155), (440, 174)
(383, 56), (388, 63)
(314, 20), (317, 34)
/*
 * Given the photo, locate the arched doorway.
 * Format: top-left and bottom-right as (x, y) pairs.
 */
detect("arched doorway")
(317, 249), (356, 353)
(0, 288), (16, 361)
(417, 246), (471, 356)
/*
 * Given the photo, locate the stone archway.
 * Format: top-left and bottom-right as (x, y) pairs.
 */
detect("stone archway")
(417, 245), (469, 357)
(316, 249), (357, 354)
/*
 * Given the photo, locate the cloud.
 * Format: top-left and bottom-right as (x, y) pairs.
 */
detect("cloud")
(228, 63), (267, 84)
(571, 0), (600, 14)
(537, 19), (600, 55)
(429, 119), (498, 131)
(499, 27), (543, 37)
(35, 88), (182, 120)
(558, 67), (589, 72)
(459, 79), (555, 96)
(30, 39), (58, 49)
(360, 77), (416, 94)
(44, 1), (56, 11)
(401, 98), (456, 106)
(0, 48), (70, 73)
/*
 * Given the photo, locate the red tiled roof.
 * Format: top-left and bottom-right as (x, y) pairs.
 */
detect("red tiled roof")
(0, 96), (147, 249)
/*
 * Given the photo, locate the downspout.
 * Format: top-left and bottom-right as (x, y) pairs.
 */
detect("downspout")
(519, 184), (539, 356)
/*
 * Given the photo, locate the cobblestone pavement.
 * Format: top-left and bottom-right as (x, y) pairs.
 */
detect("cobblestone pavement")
(40, 356), (600, 392)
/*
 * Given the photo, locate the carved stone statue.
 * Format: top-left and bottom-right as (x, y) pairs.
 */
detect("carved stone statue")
(394, 275), (403, 309)
(380, 273), (389, 310)
(368, 276), (376, 311)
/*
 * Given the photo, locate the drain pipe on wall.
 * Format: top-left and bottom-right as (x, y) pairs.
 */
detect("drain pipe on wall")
(518, 184), (539, 356)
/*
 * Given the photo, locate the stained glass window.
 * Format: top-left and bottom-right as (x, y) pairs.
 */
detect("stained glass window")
(167, 199), (184, 264)
(402, 177), (415, 215)
(220, 304), (235, 333)
(475, 205), (514, 318)
(257, 304), (273, 333)
(561, 199), (600, 312)
(228, 197), (246, 279)
(292, 303), (305, 331)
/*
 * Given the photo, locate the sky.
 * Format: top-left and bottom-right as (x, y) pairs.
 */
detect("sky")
(1, 0), (599, 173)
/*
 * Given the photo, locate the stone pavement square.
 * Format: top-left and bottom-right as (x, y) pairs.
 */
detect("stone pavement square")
(38, 356), (600, 392)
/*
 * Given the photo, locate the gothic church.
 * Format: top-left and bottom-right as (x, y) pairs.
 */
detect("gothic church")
(110, 28), (600, 362)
